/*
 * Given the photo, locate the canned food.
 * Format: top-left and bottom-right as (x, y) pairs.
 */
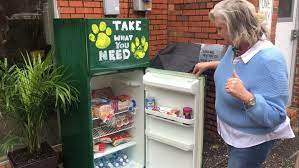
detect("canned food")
(145, 97), (155, 109)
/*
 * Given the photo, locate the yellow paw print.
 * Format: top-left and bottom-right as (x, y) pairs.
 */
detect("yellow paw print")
(89, 22), (112, 49)
(130, 36), (149, 59)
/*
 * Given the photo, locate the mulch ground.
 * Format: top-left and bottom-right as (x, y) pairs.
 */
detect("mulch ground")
(202, 132), (299, 168)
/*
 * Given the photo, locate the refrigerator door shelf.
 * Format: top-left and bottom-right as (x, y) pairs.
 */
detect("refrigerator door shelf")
(93, 124), (135, 140)
(145, 130), (194, 152)
(143, 72), (199, 94)
(145, 109), (194, 126)
(94, 141), (137, 159)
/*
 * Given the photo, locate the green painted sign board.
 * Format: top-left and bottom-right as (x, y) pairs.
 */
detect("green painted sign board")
(87, 18), (149, 73)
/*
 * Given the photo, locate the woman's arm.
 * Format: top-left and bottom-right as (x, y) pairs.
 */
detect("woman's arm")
(193, 61), (220, 76)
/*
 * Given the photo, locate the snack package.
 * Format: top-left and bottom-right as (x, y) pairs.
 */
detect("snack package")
(91, 97), (110, 105)
(110, 132), (132, 146)
(118, 95), (130, 111)
(159, 107), (180, 117)
(92, 87), (114, 99)
(92, 103), (114, 122)
(99, 136), (112, 143)
(112, 113), (134, 129)
(93, 143), (107, 153)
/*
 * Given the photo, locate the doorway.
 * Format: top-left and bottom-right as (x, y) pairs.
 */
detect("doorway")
(275, 0), (299, 104)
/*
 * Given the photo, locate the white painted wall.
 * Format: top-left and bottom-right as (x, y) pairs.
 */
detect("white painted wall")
(275, 0), (298, 104)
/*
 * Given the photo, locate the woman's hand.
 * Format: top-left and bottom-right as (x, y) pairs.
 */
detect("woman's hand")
(226, 70), (253, 103)
(193, 61), (220, 77)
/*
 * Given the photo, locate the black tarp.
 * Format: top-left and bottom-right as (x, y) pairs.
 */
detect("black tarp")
(150, 43), (201, 73)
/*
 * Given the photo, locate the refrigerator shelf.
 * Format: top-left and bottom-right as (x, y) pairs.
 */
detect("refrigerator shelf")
(94, 141), (137, 159)
(92, 107), (136, 121)
(93, 124), (135, 140)
(143, 71), (198, 94)
(145, 109), (194, 126)
(145, 130), (194, 152)
(121, 161), (143, 168)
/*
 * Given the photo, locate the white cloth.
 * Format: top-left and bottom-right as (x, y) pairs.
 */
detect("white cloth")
(218, 39), (295, 148)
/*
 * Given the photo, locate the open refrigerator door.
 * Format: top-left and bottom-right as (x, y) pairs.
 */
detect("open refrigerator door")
(143, 68), (205, 168)
(91, 70), (145, 168)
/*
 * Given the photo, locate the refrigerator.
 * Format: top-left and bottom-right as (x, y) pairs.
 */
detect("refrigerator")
(54, 18), (205, 168)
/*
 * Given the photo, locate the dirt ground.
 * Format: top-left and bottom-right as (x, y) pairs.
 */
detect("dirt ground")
(202, 132), (299, 168)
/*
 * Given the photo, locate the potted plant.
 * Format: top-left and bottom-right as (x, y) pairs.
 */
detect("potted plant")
(0, 52), (78, 168)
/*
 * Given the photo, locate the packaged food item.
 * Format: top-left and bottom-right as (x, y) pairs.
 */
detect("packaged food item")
(183, 107), (192, 119)
(128, 99), (137, 113)
(92, 87), (114, 99)
(110, 132), (132, 146)
(99, 136), (112, 143)
(92, 103), (114, 122)
(111, 113), (134, 129)
(91, 97), (110, 105)
(111, 97), (119, 112)
(93, 143), (107, 153)
(167, 108), (180, 117)
(118, 98), (130, 111)
(145, 97), (155, 109)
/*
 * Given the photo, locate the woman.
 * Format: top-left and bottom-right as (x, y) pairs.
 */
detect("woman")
(193, 0), (295, 167)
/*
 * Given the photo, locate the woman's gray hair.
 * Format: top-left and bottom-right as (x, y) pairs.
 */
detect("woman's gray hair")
(209, 0), (269, 47)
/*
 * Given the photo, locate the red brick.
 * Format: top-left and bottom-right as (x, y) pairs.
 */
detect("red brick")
(69, 1), (83, 7)
(59, 7), (75, 14)
(196, 9), (210, 15)
(60, 14), (71, 18)
(84, 1), (101, 7)
(183, 10), (196, 15)
(76, 7), (94, 14)
(85, 14), (102, 18)
(93, 8), (103, 14)
(168, 4), (175, 10)
(57, 1), (69, 7)
(202, 27), (216, 33)
(71, 14), (84, 18)
(189, 21), (210, 27)
(195, 33), (209, 38)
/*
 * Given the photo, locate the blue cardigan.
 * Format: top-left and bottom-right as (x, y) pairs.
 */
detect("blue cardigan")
(214, 46), (289, 135)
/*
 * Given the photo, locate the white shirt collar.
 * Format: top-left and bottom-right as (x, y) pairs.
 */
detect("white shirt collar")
(238, 36), (274, 64)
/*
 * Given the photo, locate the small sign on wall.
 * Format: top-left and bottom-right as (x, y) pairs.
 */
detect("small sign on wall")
(198, 44), (227, 62)
(259, 0), (273, 31)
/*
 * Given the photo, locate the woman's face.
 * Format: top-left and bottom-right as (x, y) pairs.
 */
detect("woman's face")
(214, 16), (231, 44)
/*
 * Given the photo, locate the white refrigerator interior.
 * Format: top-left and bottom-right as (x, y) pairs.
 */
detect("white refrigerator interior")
(143, 68), (205, 168)
(91, 70), (145, 168)
(90, 68), (204, 168)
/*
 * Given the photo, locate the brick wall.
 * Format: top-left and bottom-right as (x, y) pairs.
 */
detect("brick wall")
(290, 35), (299, 132)
(293, 41), (299, 107)
(56, 0), (168, 59)
(56, 0), (280, 139)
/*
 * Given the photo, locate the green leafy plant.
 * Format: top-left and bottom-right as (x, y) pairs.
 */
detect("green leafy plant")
(0, 52), (78, 155)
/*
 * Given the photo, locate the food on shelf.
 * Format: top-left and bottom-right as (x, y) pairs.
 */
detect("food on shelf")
(111, 113), (134, 129)
(145, 97), (195, 120)
(128, 99), (136, 113)
(99, 136), (113, 143)
(118, 95), (131, 111)
(94, 143), (107, 153)
(92, 103), (114, 122)
(161, 107), (180, 117)
(145, 97), (155, 109)
(183, 107), (193, 119)
(94, 131), (132, 153)
(94, 151), (130, 168)
(110, 132), (132, 147)
(92, 87), (114, 100)
(92, 87), (136, 122)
